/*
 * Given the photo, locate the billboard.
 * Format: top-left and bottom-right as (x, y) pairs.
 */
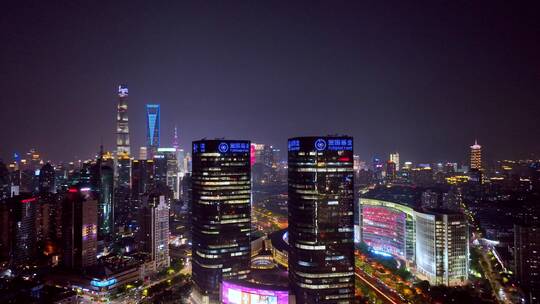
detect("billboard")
(221, 281), (288, 304)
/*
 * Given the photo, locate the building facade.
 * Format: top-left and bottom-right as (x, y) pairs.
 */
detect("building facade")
(62, 186), (98, 269)
(514, 224), (540, 304)
(288, 136), (355, 304)
(191, 140), (251, 304)
(140, 194), (170, 272)
(360, 196), (469, 286)
(157, 148), (180, 200)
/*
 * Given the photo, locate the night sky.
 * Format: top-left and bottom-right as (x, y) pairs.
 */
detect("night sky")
(1, 1), (539, 164)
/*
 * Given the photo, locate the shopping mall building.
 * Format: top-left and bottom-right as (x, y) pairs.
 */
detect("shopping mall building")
(360, 196), (469, 286)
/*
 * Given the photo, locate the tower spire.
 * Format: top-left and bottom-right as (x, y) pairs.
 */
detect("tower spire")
(173, 125), (179, 150)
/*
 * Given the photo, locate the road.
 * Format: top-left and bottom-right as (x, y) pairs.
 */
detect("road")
(111, 261), (192, 304)
(355, 268), (405, 304)
(477, 245), (514, 304)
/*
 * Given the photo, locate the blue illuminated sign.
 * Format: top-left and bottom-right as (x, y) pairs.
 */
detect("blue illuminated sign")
(229, 142), (249, 153)
(193, 143), (206, 153)
(314, 138), (327, 151)
(91, 278), (117, 288)
(370, 249), (393, 258)
(218, 142), (229, 153)
(327, 138), (353, 151)
(288, 139), (300, 151)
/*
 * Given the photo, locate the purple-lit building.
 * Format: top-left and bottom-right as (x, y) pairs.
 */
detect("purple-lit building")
(221, 280), (289, 304)
(360, 191), (469, 286)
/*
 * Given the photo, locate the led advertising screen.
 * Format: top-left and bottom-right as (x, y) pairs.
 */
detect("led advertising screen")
(221, 281), (288, 304)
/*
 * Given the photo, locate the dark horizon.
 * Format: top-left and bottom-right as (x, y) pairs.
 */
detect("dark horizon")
(1, 1), (539, 164)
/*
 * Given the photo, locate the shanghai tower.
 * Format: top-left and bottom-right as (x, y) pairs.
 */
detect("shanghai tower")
(116, 85), (131, 155)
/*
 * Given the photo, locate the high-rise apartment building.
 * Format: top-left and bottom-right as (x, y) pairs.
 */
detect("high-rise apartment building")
(191, 140), (251, 304)
(116, 85), (131, 156)
(12, 195), (38, 267)
(146, 104), (160, 158)
(288, 136), (355, 303)
(140, 194), (170, 272)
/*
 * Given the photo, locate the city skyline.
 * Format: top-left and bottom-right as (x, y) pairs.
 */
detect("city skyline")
(2, 2), (540, 163)
(3, 2), (540, 304)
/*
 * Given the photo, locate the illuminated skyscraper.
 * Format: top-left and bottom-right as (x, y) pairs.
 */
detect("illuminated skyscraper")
(191, 140), (251, 304)
(12, 195), (38, 267)
(470, 140), (482, 170)
(157, 148), (179, 200)
(415, 211), (469, 286)
(62, 186), (98, 269)
(288, 136), (355, 303)
(146, 104), (160, 158)
(116, 85), (131, 155)
(389, 152), (400, 171)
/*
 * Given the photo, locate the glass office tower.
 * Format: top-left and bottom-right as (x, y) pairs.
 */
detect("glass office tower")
(146, 104), (160, 158)
(288, 136), (355, 304)
(191, 140), (251, 304)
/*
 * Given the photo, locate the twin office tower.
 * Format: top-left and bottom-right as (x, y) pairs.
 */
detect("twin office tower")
(191, 137), (355, 304)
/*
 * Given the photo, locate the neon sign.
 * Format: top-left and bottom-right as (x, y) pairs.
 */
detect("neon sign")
(91, 278), (117, 288)
(327, 138), (353, 151)
(229, 142), (249, 153)
(21, 197), (37, 203)
(218, 142), (229, 153)
(314, 138), (327, 151)
(288, 139), (300, 151)
(118, 85), (128, 97)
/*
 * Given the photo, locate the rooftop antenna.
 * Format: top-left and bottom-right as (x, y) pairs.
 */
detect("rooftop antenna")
(173, 125), (179, 150)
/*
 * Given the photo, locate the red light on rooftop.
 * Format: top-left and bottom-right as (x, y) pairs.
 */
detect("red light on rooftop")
(21, 197), (37, 203)
(68, 188), (78, 193)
